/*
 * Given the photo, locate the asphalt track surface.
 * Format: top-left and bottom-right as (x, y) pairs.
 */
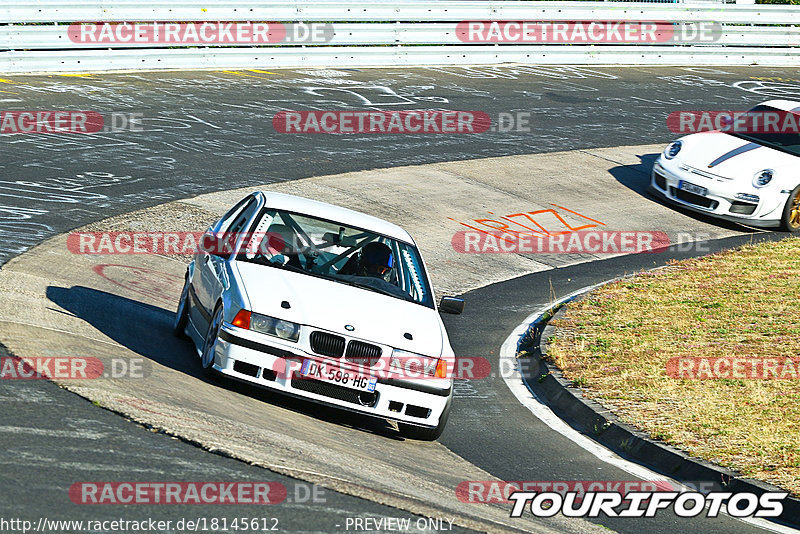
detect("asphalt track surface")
(2, 66), (800, 533)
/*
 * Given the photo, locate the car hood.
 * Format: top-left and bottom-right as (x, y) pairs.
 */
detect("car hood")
(233, 261), (443, 357)
(679, 132), (798, 178)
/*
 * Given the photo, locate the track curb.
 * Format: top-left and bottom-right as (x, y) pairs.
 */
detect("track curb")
(516, 270), (800, 529)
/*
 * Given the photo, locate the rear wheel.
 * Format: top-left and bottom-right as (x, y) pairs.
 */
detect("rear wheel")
(201, 304), (223, 379)
(398, 397), (451, 441)
(781, 184), (800, 232)
(173, 276), (190, 339)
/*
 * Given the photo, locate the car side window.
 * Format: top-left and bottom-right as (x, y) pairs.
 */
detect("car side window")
(227, 211), (249, 237)
(223, 200), (260, 255)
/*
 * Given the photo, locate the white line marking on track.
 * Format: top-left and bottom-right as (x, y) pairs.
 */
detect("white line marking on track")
(185, 114), (221, 129)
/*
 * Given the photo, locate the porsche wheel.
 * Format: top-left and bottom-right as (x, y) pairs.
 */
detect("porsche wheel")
(781, 185), (800, 233)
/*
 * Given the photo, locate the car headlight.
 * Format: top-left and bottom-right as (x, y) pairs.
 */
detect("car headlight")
(233, 310), (300, 342)
(753, 169), (774, 188)
(274, 319), (299, 340)
(664, 140), (682, 160)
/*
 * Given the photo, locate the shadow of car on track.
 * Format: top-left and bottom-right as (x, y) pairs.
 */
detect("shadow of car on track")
(609, 152), (761, 235)
(46, 285), (404, 441)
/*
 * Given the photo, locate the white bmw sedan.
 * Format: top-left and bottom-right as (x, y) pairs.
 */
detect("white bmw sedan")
(173, 191), (463, 440)
(651, 99), (800, 231)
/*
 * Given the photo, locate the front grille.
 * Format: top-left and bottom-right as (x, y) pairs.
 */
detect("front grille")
(669, 186), (719, 210)
(729, 201), (757, 215)
(310, 331), (345, 358)
(654, 171), (667, 191)
(291, 377), (378, 407)
(345, 340), (382, 366)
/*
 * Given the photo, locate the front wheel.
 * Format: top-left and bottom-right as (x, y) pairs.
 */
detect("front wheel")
(398, 397), (451, 441)
(173, 276), (190, 339)
(200, 305), (223, 379)
(781, 184), (800, 232)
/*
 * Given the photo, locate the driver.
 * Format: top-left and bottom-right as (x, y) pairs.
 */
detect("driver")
(358, 242), (393, 281)
(263, 224), (303, 269)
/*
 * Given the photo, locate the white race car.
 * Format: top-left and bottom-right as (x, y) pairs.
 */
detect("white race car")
(173, 191), (463, 440)
(651, 99), (800, 231)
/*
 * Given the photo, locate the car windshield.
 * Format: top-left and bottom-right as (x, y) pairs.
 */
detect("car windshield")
(236, 208), (434, 308)
(728, 105), (800, 157)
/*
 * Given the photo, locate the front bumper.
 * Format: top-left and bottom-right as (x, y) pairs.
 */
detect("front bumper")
(212, 324), (452, 428)
(650, 159), (784, 228)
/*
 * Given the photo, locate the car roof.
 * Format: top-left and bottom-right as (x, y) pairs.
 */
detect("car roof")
(759, 99), (800, 113)
(259, 191), (414, 243)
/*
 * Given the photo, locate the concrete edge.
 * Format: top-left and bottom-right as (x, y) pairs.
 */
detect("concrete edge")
(515, 237), (800, 530)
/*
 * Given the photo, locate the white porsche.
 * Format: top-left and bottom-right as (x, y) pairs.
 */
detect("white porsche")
(173, 191), (463, 440)
(651, 99), (800, 231)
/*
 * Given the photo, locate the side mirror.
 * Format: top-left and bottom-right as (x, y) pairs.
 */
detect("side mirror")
(439, 296), (465, 315)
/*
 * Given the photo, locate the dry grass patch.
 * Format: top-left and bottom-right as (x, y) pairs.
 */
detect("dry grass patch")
(548, 237), (800, 495)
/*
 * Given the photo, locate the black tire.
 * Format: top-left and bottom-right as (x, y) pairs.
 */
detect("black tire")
(173, 276), (190, 339)
(781, 184), (800, 233)
(398, 396), (451, 441)
(200, 304), (223, 379)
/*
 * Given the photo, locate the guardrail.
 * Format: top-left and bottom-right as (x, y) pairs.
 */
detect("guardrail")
(4, 23), (799, 48)
(1, 1), (799, 73)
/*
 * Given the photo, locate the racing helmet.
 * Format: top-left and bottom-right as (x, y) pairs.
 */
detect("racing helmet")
(358, 242), (394, 279)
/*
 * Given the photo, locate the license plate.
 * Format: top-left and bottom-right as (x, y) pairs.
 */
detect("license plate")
(678, 180), (708, 196)
(300, 359), (377, 392)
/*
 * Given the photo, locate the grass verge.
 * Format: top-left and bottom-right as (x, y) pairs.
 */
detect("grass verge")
(548, 237), (800, 495)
